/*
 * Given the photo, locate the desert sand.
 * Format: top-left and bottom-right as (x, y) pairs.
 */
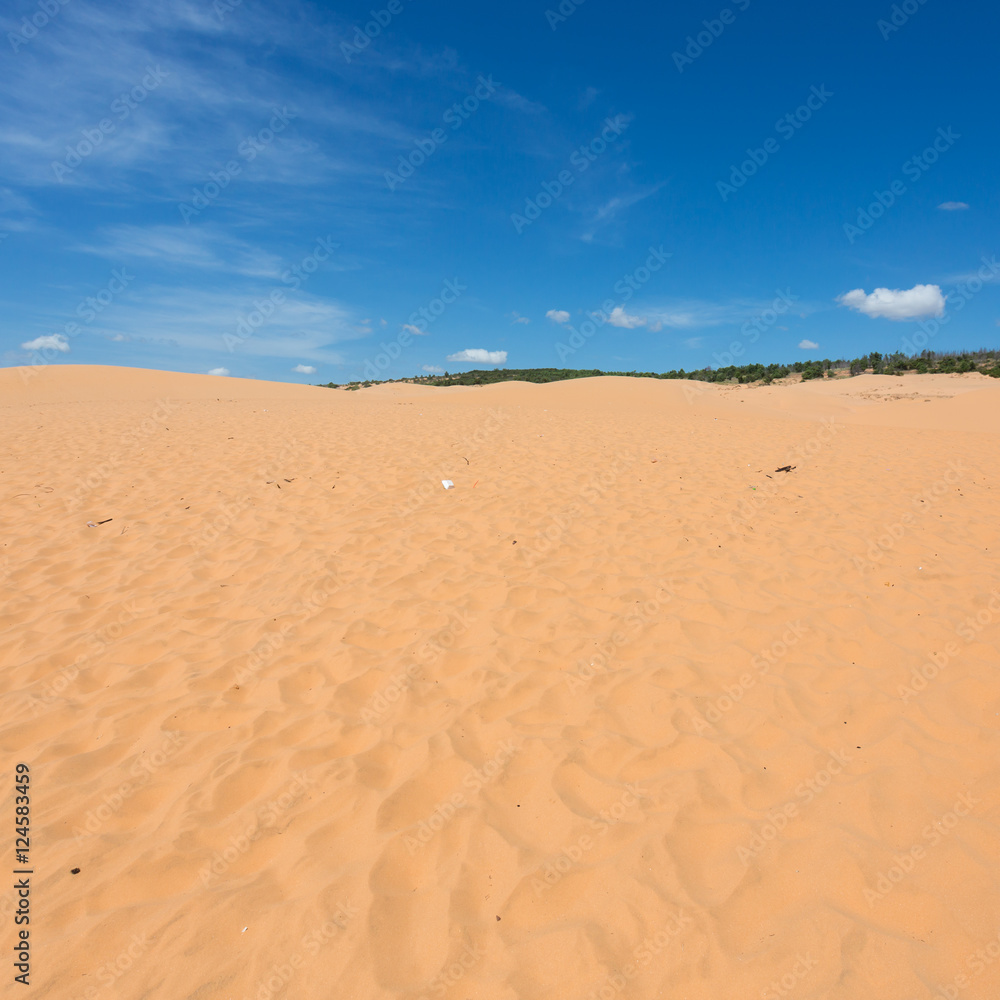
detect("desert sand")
(2, 364), (999, 1000)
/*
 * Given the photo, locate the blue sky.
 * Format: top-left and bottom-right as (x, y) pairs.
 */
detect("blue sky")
(1, 0), (997, 383)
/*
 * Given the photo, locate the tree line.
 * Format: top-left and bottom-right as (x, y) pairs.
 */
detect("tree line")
(321, 349), (1000, 389)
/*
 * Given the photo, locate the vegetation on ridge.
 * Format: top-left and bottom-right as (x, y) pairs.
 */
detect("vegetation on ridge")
(320, 348), (1000, 389)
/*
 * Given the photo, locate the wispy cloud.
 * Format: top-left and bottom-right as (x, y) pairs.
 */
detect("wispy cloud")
(592, 182), (665, 223)
(21, 285), (361, 363)
(577, 177), (665, 243)
(0, 186), (37, 232)
(0, 0), (427, 206)
(644, 296), (822, 331)
(492, 87), (546, 116)
(937, 262), (1000, 286)
(78, 225), (286, 277)
(0, 0), (573, 380)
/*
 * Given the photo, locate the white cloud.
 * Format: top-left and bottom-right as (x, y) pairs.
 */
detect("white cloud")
(293, 364), (316, 374)
(606, 306), (646, 329)
(799, 339), (819, 350)
(401, 323), (426, 336)
(546, 309), (570, 324)
(208, 367), (230, 376)
(422, 365), (444, 373)
(510, 311), (530, 325)
(938, 202), (969, 211)
(683, 337), (702, 349)
(837, 284), (946, 321)
(21, 334), (70, 352)
(446, 348), (508, 365)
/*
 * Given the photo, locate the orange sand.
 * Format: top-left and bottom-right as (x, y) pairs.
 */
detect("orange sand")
(2, 364), (999, 1000)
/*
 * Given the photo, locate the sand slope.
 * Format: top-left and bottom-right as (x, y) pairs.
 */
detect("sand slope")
(2, 365), (1000, 1000)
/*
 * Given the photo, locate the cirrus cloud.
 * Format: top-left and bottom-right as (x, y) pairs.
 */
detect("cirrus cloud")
(836, 284), (945, 321)
(938, 202), (969, 211)
(446, 348), (508, 365)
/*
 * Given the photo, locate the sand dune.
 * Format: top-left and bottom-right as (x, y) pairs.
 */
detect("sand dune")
(2, 364), (999, 1000)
